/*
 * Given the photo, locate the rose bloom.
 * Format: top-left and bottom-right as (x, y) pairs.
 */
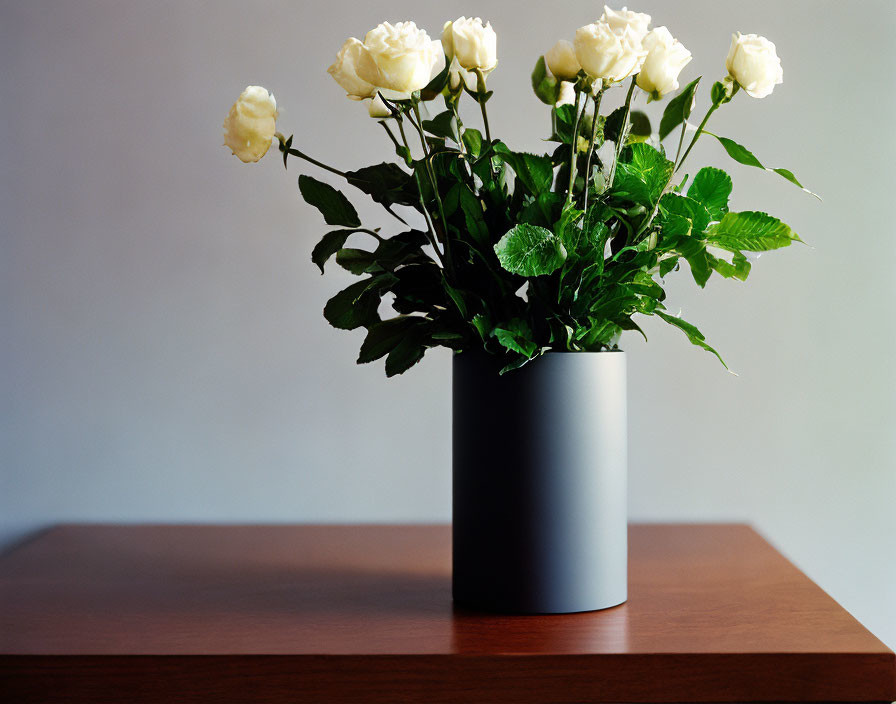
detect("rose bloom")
(574, 22), (647, 83)
(636, 27), (692, 98)
(599, 5), (651, 41)
(328, 38), (379, 100)
(358, 21), (444, 98)
(223, 86), (278, 163)
(443, 16), (497, 72)
(545, 40), (581, 82)
(725, 32), (783, 99)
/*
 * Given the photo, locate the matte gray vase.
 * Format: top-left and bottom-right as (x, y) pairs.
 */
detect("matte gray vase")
(452, 350), (627, 614)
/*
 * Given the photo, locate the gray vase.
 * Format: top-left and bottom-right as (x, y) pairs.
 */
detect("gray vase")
(452, 350), (627, 614)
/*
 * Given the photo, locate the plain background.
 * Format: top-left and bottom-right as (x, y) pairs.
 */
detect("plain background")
(2, 0), (894, 647)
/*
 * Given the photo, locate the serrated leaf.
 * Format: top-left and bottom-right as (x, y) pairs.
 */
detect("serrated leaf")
(659, 77), (700, 141)
(658, 193), (711, 236)
(494, 326), (537, 358)
(298, 175), (361, 227)
(707, 211), (801, 252)
(493, 146), (555, 195)
(612, 143), (673, 206)
(687, 167), (732, 222)
(655, 310), (727, 368)
(494, 223), (567, 276)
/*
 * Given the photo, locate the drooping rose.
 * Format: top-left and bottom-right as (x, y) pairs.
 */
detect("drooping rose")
(725, 32), (783, 99)
(636, 27), (692, 98)
(545, 40), (581, 82)
(443, 16), (497, 72)
(328, 38), (379, 101)
(357, 21), (444, 98)
(599, 6), (651, 41)
(574, 22), (647, 83)
(222, 86), (278, 163)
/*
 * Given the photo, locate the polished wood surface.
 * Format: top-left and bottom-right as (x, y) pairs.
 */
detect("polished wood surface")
(1, 524), (893, 703)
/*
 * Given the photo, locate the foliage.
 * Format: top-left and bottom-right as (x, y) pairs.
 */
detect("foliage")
(279, 68), (810, 376)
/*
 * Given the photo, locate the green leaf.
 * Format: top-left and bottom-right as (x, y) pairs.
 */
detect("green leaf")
(704, 131), (816, 196)
(659, 77), (700, 141)
(531, 55), (561, 105)
(358, 317), (427, 364)
(707, 211), (801, 252)
(323, 274), (396, 330)
(385, 335), (427, 376)
(421, 110), (457, 140)
(687, 167), (732, 222)
(612, 143), (673, 206)
(335, 248), (376, 275)
(658, 256), (680, 278)
(311, 229), (364, 273)
(463, 128), (483, 158)
(345, 163), (417, 208)
(658, 193), (711, 237)
(708, 250), (751, 281)
(420, 63), (450, 101)
(493, 319), (537, 358)
(493, 145), (555, 195)
(551, 104), (580, 144)
(298, 175), (361, 227)
(655, 310), (727, 368)
(494, 223), (567, 277)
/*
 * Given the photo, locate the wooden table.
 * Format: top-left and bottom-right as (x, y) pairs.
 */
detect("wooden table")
(0, 524), (893, 703)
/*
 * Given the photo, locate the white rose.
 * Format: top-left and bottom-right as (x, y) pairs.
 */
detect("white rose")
(222, 86), (277, 163)
(555, 81), (577, 107)
(599, 6), (651, 41)
(357, 21), (443, 98)
(443, 16), (497, 72)
(636, 27), (692, 98)
(574, 22), (647, 83)
(725, 32), (783, 99)
(328, 38), (379, 101)
(545, 40), (581, 82)
(367, 94), (392, 118)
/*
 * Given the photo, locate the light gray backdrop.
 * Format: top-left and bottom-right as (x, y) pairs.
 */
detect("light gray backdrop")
(2, 0), (894, 646)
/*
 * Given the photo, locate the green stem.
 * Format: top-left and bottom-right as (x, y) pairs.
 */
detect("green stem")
(393, 113), (444, 264)
(412, 102), (454, 273)
(637, 100), (721, 239)
(276, 134), (347, 178)
(378, 121), (402, 152)
(609, 76), (637, 188)
(565, 88), (586, 207)
(473, 68), (492, 144)
(582, 87), (605, 213)
(673, 114), (688, 166)
(675, 103), (718, 173)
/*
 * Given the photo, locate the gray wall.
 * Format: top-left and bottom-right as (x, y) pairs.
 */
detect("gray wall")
(2, 0), (894, 647)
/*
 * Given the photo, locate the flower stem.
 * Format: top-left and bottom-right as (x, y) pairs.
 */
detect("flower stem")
(582, 87), (605, 213)
(608, 76), (637, 188)
(391, 113), (445, 265)
(276, 134), (347, 178)
(411, 102), (454, 273)
(565, 88), (586, 208)
(675, 103), (718, 173)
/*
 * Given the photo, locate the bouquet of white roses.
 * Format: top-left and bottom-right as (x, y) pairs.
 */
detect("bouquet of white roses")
(224, 7), (811, 375)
